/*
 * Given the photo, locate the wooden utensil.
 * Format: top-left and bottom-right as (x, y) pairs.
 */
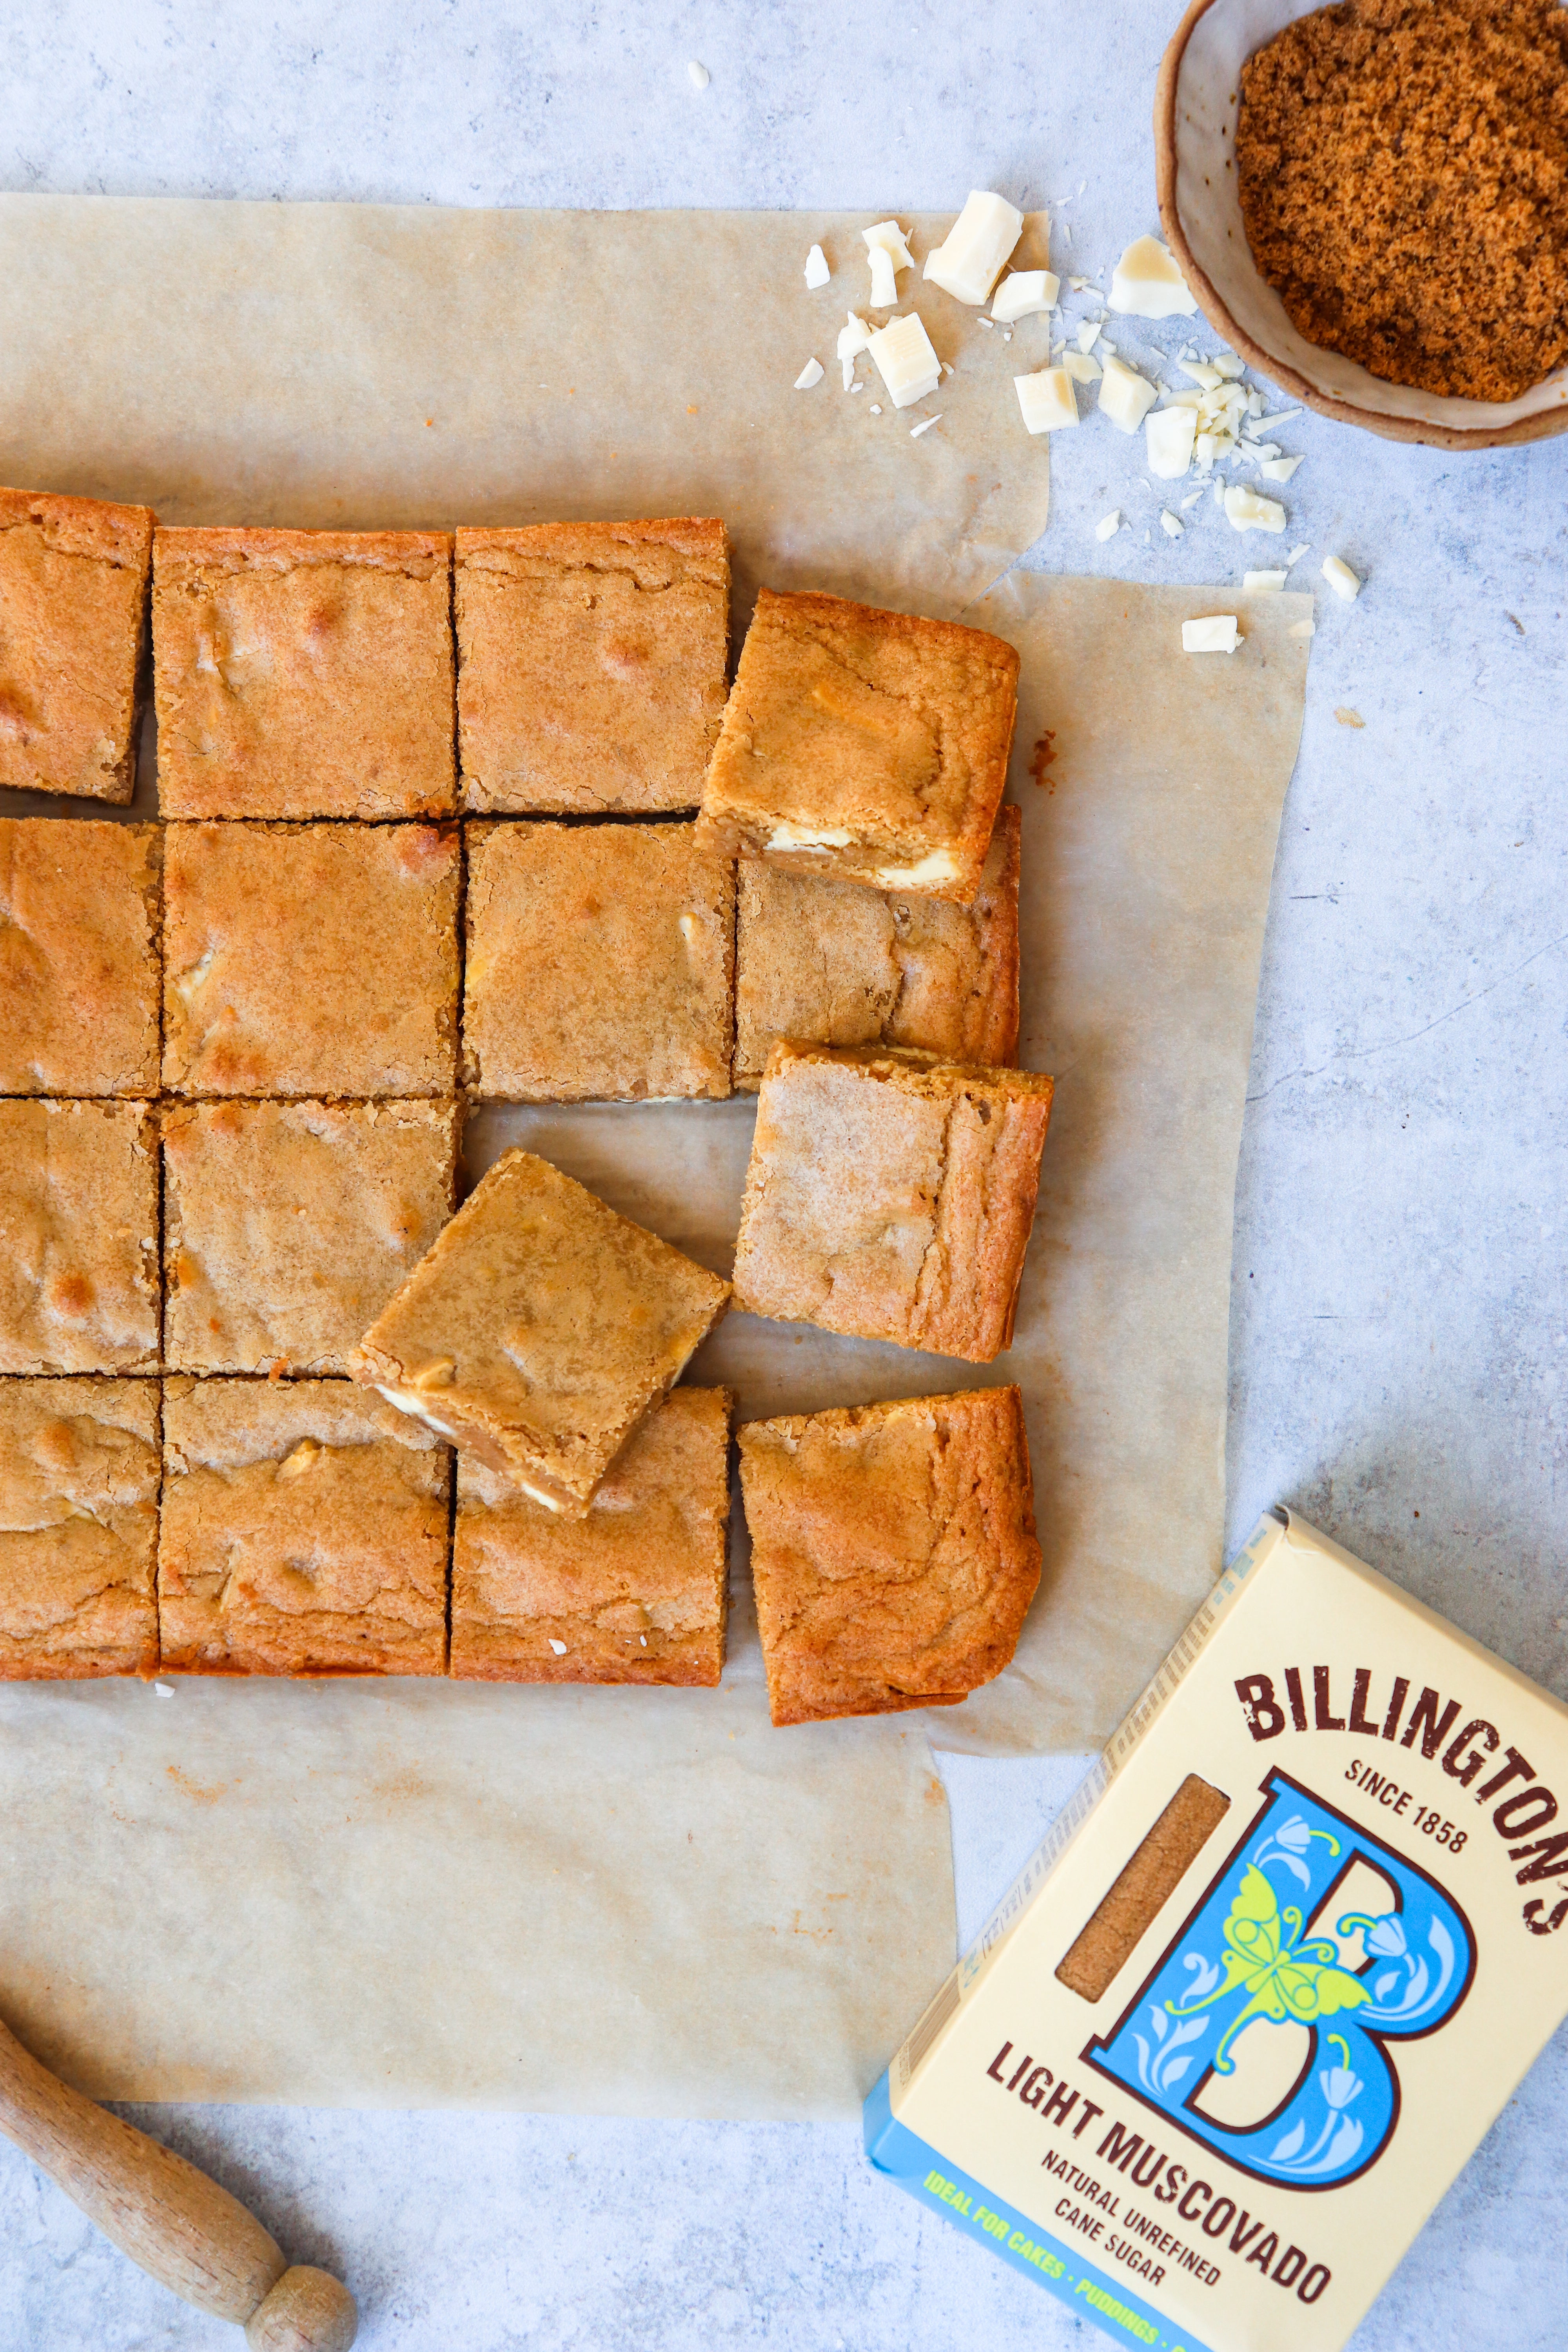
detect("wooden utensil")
(0, 2011), (357, 2349)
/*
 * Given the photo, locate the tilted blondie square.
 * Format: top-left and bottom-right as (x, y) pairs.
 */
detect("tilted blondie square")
(737, 1387), (1041, 1726)
(0, 1378), (160, 1679)
(463, 820), (734, 1100)
(732, 1042), (1054, 1363)
(0, 486), (153, 804)
(0, 1102), (159, 1373)
(734, 804), (1020, 1088)
(0, 818), (162, 1095)
(159, 1377), (449, 1676)
(163, 1100), (457, 1376)
(350, 1149), (731, 1515)
(452, 1386), (732, 1683)
(696, 588), (1019, 904)
(163, 821), (459, 1097)
(153, 527), (456, 819)
(456, 519), (729, 814)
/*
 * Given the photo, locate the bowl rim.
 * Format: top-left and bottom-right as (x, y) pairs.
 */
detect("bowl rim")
(1153, 0), (1568, 451)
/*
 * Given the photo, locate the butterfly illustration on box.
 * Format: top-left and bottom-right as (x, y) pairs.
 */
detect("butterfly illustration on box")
(1086, 1773), (1475, 2189)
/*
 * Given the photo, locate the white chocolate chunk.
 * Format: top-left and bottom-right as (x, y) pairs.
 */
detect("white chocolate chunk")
(769, 823), (854, 850)
(871, 849), (961, 887)
(1243, 570), (1288, 590)
(1062, 351), (1102, 383)
(1145, 404), (1197, 479)
(868, 312), (942, 408)
(805, 243), (830, 290)
(1213, 352), (1245, 379)
(688, 60), (710, 88)
(1108, 234), (1198, 318)
(1014, 367), (1079, 432)
(1161, 510), (1184, 537)
(922, 191), (1024, 305)
(1077, 319), (1102, 354)
(1161, 387), (1203, 409)
(1183, 615), (1241, 653)
(863, 220), (916, 272)
(794, 357), (825, 390)
(991, 268), (1059, 321)
(1224, 485), (1287, 533)
(1260, 454), (1304, 482)
(1098, 354), (1158, 434)
(1322, 554), (1362, 601)
(868, 247), (898, 309)
(1095, 510), (1123, 542)
(1180, 359), (1224, 390)
(837, 312), (874, 360)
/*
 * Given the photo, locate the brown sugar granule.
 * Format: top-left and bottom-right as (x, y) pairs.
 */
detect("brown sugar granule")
(1235, 0), (1568, 402)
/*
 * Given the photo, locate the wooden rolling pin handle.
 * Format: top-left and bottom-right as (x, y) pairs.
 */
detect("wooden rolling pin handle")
(0, 2012), (356, 2348)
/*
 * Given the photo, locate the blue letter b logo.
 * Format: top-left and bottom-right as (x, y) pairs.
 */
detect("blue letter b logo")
(1086, 1773), (1474, 2188)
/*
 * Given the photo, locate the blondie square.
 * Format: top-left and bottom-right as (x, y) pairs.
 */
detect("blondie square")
(350, 1149), (731, 1515)
(732, 1042), (1054, 1363)
(152, 527), (455, 819)
(696, 588), (1019, 904)
(734, 805), (1020, 1089)
(456, 519), (729, 814)
(159, 1377), (449, 1676)
(0, 1102), (159, 1373)
(0, 818), (161, 1095)
(452, 1387), (732, 1683)
(0, 1378), (160, 1679)
(163, 821), (459, 1097)
(163, 1100), (457, 1376)
(463, 820), (734, 1100)
(737, 1387), (1041, 1725)
(0, 486), (153, 804)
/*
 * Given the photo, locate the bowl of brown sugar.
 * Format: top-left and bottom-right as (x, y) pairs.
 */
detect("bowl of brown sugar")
(1156, 0), (1568, 448)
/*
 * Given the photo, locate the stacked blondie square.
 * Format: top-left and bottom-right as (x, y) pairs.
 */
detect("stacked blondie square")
(0, 484), (1053, 1724)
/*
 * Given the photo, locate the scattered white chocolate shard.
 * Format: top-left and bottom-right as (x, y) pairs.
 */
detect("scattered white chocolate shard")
(1244, 442), (1282, 462)
(867, 312), (941, 407)
(1076, 319), (1102, 354)
(1213, 352), (1245, 379)
(1145, 404), (1197, 479)
(1180, 358), (1224, 390)
(977, 316), (995, 328)
(1260, 454), (1304, 482)
(1062, 350), (1102, 383)
(1098, 337), (1118, 355)
(1108, 234), (1198, 318)
(1098, 354), (1158, 434)
(1224, 484), (1287, 533)
(794, 357), (825, 391)
(1180, 489), (1204, 509)
(1243, 570), (1288, 590)
(838, 312), (874, 358)
(1285, 543), (1310, 566)
(154, 1680), (174, 1697)
(909, 414), (941, 438)
(869, 403), (882, 414)
(922, 190), (1024, 304)
(1262, 407), (1303, 426)
(1095, 509), (1123, 541)
(804, 243), (830, 290)
(1323, 554), (1362, 601)
(1161, 510), (1184, 537)
(1247, 390), (1265, 417)
(1014, 367), (1079, 432)
(688, 60), (710, 88)
(1183, 615), (1241, 653)
(868, 247), (899, 308)
(991, 268), (1059, 321)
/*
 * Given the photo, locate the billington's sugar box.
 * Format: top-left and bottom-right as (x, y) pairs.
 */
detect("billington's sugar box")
(866, 1511), (1568, 2350)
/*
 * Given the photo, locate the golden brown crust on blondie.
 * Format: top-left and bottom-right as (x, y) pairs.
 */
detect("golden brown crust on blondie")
(0, 1377), (160, 1679)
(738, 1387), (1041, 1726)
(695, 587), (1019, 904)
(732, 1041), (1053, 1364)
(152, 526), (456, 819)
(0, 1102), (159, 1373)
(162, 1099), (457, 1376)
(350, 1147), (731, 1514)
(158, 1376), (449, 1676)
(734, 805), (1020, 1087)
(0, 819), (162, 1096)
(463, 819), (734, 1100)
(0, 486), (154, 804)
(452, 1387), (732, 1683)
(163, 821), (459, 1098)
(456, 517), (730, 814)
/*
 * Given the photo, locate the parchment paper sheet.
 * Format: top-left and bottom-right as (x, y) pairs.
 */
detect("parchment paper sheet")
(0, 198), (1307, 2112)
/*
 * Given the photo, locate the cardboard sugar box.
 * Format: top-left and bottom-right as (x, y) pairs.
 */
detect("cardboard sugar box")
(866, 1510), (1568, 2350)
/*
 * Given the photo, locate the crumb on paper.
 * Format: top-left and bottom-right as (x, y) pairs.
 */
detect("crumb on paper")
(1225, 484), (1287, 533)
(1183, 615), (1241, 653)
(1108, 234), (1198, 318)
(688, 60), (710, 88)
(794, 357), (825, 391)
(1028, 731), (1057, 786)
(805, 243), (830, 290)
(1323, 554), (1362, 601)
(1161, 510), (1184, 537)
(1336, 707), (1365, 727)
(1095, 509), (1123, 541)
(909, 414), (942, 438)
